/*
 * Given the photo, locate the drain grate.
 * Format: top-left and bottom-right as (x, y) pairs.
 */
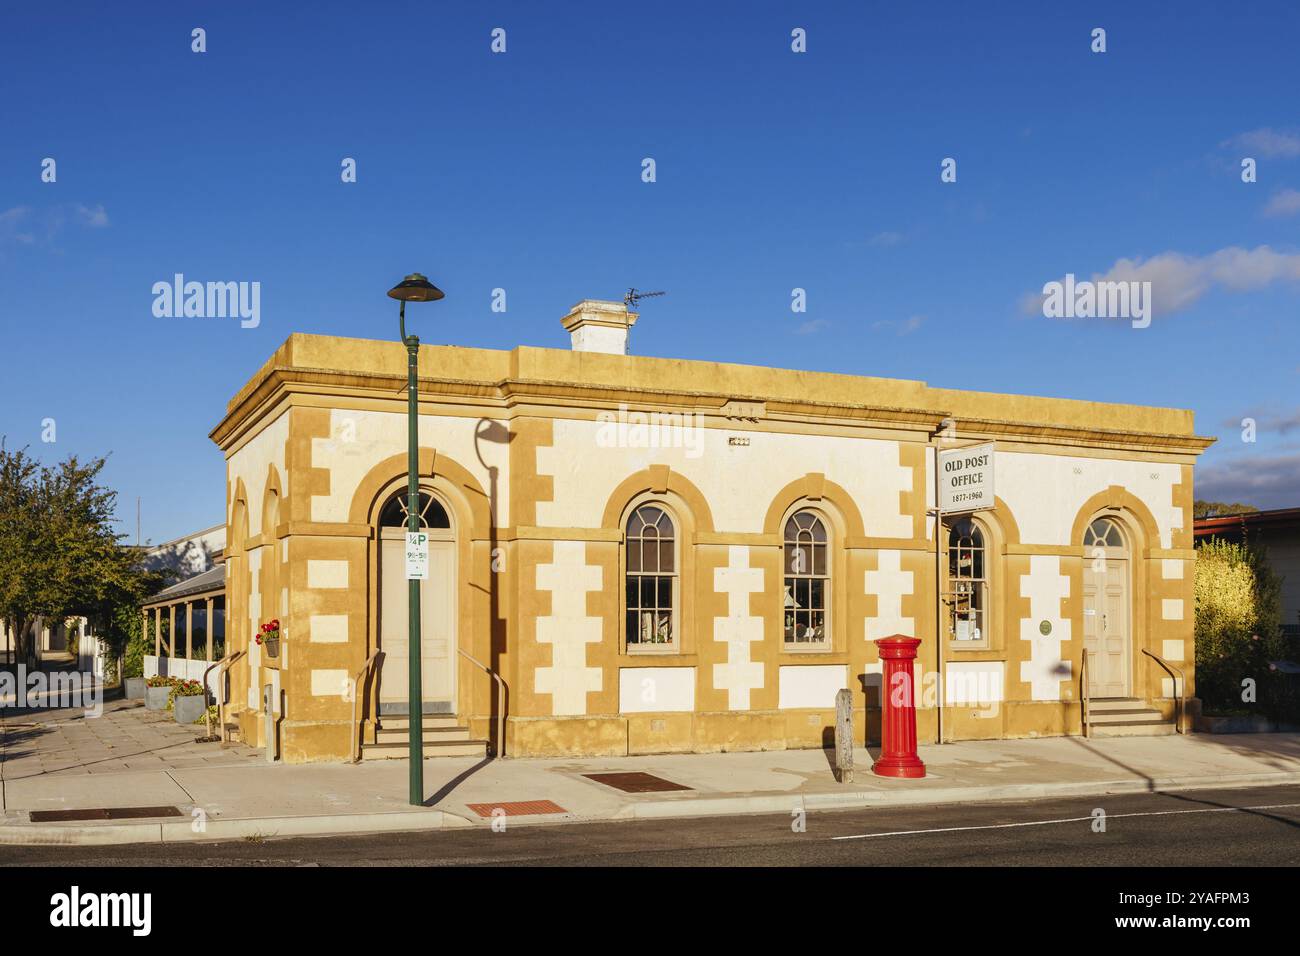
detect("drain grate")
(583, 771), (693, 793)
(465, 800), (567, 817)
(29, 805), (184, 823)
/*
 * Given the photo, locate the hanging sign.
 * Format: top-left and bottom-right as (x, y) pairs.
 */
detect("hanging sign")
(938, 442), (995, 514)
(405, 531), (429, 580)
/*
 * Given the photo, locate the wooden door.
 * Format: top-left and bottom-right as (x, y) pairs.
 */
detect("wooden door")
(379, 530), (456, 714)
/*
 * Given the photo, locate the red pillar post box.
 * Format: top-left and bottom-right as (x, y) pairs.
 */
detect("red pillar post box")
(873, 635), (926, 778)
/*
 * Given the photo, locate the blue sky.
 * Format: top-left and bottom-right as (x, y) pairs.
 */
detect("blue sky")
(2, 1), (1298, 542)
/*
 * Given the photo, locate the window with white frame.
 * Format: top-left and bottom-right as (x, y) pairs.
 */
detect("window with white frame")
(946, 518), (987, 644)
(783, 510), (829, 646)
(625, 504), (677, 649)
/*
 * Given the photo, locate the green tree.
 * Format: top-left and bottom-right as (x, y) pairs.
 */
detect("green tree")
(0, 441), (158, 669)
(1195, 537), (1285, 717)
(1194, 500), (1261, 519)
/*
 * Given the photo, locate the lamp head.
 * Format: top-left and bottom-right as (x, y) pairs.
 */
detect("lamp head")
(387, 273), (444, 302)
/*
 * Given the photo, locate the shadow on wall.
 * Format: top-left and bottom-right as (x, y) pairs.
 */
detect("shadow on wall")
(141, 538), (219, 579)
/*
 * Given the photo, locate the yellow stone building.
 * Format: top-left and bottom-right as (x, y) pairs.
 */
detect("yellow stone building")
(210, 300), (1213, 763)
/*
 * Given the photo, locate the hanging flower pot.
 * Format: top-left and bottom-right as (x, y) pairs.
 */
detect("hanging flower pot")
(256, 619), (282, 659)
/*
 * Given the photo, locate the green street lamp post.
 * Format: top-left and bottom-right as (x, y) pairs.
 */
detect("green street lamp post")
(387, 272), (445, 805)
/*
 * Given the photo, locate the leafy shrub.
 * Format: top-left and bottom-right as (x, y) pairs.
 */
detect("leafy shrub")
(170, 679), (205, 699)
(1195, 538), (1290, 720)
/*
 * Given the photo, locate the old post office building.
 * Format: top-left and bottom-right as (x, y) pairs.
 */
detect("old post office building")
(209, 299), (1212, 762)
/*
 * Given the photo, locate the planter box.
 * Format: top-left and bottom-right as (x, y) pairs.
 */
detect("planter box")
(144, 685), (171, 711)
(174, 694), (206, 725)
(124, 677), (146, 700)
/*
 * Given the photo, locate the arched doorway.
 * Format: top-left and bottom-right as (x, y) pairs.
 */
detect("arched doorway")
(377, 490), (457, 715)
(1082, 517), (1131, 698)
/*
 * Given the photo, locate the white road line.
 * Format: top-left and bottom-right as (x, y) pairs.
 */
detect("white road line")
(831, 802), (1300, 840)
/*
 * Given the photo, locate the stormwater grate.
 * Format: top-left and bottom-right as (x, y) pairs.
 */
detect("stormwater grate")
(583, 771), (693, 793)
(29, 806), (184, 823)
(465, 800), (567, 817)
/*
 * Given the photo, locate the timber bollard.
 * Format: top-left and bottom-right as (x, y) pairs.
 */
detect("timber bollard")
(834, 688), (854, 783)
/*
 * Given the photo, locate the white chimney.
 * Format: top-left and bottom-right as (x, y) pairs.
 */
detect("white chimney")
(560, 299), (638, 355)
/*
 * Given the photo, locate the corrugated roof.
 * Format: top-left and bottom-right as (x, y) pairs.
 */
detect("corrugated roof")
(143, 565), (226, 605)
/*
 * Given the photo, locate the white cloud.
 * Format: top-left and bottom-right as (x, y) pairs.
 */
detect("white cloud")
(0, 205), (35, 245)
(1223, 128), (1300, 159)
(1224, 407), (1300, 435)
(870, 231), (905, 247)
(1026, 245), (1300, 318)
(1197, 449), (1300, 510)
(872, 315), (925, 336)
(0, 203), (110, 247)
(1263, 188), (1300, 218)
(74, 203), (109, 228)
(795, 318), (830, 335)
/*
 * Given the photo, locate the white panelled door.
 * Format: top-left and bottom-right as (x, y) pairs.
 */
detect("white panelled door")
(379, 528), (456, 715)
(1082, 519), (1131, 699)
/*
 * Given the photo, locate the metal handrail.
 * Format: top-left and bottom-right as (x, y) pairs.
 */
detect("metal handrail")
(458, 648), (507, 758)
(350, 650), (384, 763)
(1142, 648), (1187, 734)
(1080, 651), (1090, 738)
(202, 650), (246, 742)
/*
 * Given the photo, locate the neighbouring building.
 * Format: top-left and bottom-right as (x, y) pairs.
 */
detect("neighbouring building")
(1194, 507), (1300, 639)
(140, 524), (228, 682)
(202, 299), (1213, 763)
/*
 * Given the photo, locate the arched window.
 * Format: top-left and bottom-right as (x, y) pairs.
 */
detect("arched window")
(783, 510), (829, 646)
(946, 517), (987, 645)
(625, 504), (676, 649)
(1084, 518), (1124, 549)
(379, 491), (451, 530)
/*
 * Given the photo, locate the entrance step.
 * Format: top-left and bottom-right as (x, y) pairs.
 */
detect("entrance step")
(376, 716), (461, 731)
(361, 718), (487, 760)
(1089, 697), (1153, 712)
(360, 737), (488, 760)
(1087, 699), (1176, 737)
(375, 725), (470, 745)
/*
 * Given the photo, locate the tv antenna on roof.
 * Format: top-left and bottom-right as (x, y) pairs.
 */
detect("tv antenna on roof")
(624, 288), (666, 308)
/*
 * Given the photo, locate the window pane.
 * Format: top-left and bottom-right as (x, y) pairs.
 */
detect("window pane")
(656, 575), (672, 609)
(626, 611), (639, 644)
(626, 577), (639, 609)
(809, 608), (825, 640)
(812, 543), (827, 576)
(809, 577), (825, 611)
(658, 540), (675, 573)
(641, 540), (658, 573)
(627, 541), (641, 572)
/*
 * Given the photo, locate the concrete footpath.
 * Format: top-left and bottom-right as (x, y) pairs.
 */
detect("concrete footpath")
(4, 718), (1300, 846)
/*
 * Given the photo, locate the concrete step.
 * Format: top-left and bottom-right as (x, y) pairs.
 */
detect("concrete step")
(360, 739), (488, 760)
(1089, 707), (1165, 724)
(1089, 698), (1152, 712)
(376, 716), (461, 731)
(375, 725), (471, 744)
(1090, 719), (1177, 738)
